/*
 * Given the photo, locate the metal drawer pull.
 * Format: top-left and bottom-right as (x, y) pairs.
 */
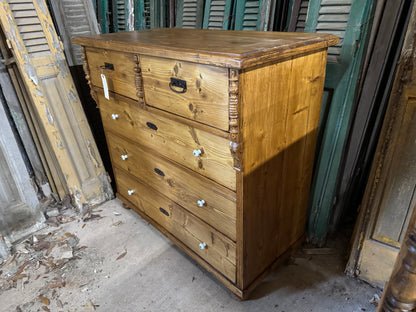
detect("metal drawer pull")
(159, 207), (170, 217)
(100, 62), (114, 70)
(154, 168), (165, 177)
(197, 200), (205, 207)
(199, 242), (207, 250)
(121, 154), (128, 160)
(169, 77), (187, 93)
(111, 114), (119, 120)
(146, 122), (158, 131)
(127, 190), (134, 196)
(193, 149), (202, 157)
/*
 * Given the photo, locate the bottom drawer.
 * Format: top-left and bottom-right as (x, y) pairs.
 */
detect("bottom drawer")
(114, 167), (237, 282)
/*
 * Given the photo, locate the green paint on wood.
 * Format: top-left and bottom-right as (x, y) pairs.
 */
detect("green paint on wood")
(305, 0), (376, 245)
(203, 0), (233, 29)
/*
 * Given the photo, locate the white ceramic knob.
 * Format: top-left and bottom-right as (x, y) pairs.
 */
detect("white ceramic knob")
(197, 200), (205, 207)
(127, 190), (134, 196)
(199, 242), (207, 250)
(193, 149), (202, 157)
(111, 114), (119, 120)
(121, 154), (128, 160)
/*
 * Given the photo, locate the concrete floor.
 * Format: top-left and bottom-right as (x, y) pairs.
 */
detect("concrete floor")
(0, 199), (381, 312)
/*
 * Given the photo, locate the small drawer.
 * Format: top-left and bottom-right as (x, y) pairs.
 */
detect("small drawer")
(140, 56), (229, 131)
(107, 132), (237, 241)
(115, 168), (236, 282)
(97, 92), (236, 190)
(86, 47), (137, 99)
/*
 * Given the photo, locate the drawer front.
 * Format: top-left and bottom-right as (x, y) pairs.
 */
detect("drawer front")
(107, 132), (236, 241)
(115, 168), (236, 282)
(140, 56), (229, 131)
(87, 48), (137, 99)
(97, 92), (236, 190)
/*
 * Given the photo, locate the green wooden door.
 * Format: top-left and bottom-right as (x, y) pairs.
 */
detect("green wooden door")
(203, 0), (233, 29)
(113, 0), (129, 32)
(305, 0), (375, 245)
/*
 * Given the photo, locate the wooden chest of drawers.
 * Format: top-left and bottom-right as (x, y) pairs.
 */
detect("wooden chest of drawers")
(73, 29), (337, 299)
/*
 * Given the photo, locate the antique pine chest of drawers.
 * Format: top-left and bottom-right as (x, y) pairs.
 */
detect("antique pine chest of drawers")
(73, 29), (337, 299)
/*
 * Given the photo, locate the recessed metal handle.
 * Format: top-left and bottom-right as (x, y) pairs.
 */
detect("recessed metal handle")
(169, 77), (187, 94)
(154, 168), (165, 177)
(199, 242), (207, 250)
(197, 200), (205, 207)
(127, 190), (134, 196)
(159, 207), (169, 217)
(121, 154), (128, 160)
(111, 114), (119, 120)
(100, 62), (114, 70)
(146, 122), (158, 131)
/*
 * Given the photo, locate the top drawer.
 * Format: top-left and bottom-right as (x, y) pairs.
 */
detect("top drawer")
(140, 56), (230, 131)
(86, 48), (137, 100)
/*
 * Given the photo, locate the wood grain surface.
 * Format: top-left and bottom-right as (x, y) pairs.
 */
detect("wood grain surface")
(141, 56), (229, 130)
(87, 48), (137, 99)
(96, 92), (236, 190)
(115, 167), (237, 282)
(73, 29), (338, 69)
(106, 131), (237, 241)
(238, 50), (327, 287)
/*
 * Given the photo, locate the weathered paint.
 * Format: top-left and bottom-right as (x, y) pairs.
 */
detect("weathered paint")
(0, 0), (113, 207)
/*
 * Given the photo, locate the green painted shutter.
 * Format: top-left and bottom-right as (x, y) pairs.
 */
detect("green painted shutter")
(134, 0), (165, 29)
(234, 0), (274, 30)
(176, 0), (205, 28)
(202, 0), (233, 29)
(113, 0), (128, 32)
(97, 0), (109, 33)
(305, 0), (375, 245)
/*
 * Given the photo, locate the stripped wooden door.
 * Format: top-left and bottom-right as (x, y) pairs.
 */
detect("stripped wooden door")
(346, 3), (416, 287)
(203, 0), (233, 29)
(176, 0), (204, 28)
(0, 0), (112, 209)
(0, 86), (44, 244)
(304, 0), (376, 244)
(48, 0), (100, 66)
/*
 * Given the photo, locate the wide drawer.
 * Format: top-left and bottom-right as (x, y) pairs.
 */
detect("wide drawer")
(115, 167), (236, 282)
(107, 132), (236, 241)
(140, 56), (229, 131)
(97, 92), (236, 190)
(86, 48), (137, 99)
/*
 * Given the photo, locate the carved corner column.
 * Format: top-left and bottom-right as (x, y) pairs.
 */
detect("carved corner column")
(229, 69), (241, 171)
(81, 46), (98, 104)
(378, 203), (416, 312)
(134, 55), (146, 109)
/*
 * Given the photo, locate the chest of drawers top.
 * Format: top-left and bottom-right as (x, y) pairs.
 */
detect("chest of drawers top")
(73, 28), (337, 69)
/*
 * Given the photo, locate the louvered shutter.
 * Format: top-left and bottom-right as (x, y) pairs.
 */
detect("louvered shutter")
(202, 0), (233, 29)
(0, 0), (112, 206)
(288, 0), (310, 32)
(134, 0), (165, 29)
(176, 0), (204, 28)
(234, 0), (274, 30)
(316, 0), (351, 63)
(304, 0), (375, 244)
(48, 0), (100, 66)
(113, 0), (128, 32)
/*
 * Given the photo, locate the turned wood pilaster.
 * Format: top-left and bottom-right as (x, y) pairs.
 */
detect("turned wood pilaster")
(378, 203), (416, 312)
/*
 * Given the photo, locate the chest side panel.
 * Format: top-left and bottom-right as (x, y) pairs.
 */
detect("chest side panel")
(239, 50), (327, 288)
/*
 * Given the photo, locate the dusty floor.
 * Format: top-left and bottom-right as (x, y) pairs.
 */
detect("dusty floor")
(0, 198), (381, 312)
